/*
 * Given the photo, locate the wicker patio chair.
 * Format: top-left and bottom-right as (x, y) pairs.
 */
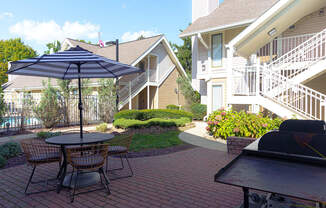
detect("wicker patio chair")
(106, 134), (134, 179)
(20, 139), (61, 195)
(66, 144), (110, 203)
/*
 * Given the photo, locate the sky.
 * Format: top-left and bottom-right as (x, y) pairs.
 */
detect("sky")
(0, 0), (192, 54)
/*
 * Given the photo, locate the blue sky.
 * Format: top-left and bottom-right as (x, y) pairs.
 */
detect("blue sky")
(0, 0), (192, 54)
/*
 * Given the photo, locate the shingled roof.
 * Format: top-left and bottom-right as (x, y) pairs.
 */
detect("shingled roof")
(5, 35), (163, 91)
(180, 0), (279, 37)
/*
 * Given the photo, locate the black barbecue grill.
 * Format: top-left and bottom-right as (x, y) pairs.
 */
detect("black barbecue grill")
(215, 120), (326, 208)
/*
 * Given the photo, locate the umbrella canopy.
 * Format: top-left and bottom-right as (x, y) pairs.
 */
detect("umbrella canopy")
(7, 46), (143, 138)
(8, 46), (143, 79)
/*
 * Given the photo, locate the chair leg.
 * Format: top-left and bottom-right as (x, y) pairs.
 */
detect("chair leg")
(25, 166), (36, 195)
(106, 154), (124, 172)
(125, 154), (134, 177)
(100, 168), (111, 195)
(69, 168), (75, 189)
(70, 170), (79, 203)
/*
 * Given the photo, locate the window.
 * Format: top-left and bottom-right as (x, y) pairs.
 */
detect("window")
(211, 34), (223, 67)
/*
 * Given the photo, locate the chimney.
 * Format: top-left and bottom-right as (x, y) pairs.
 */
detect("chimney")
(192, 0), (220, 22)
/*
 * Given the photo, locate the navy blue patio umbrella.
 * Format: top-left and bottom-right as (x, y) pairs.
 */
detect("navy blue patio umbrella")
(7, 46), (143, 138)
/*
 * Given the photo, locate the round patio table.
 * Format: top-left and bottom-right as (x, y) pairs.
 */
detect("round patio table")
(45, 133), (114, 193)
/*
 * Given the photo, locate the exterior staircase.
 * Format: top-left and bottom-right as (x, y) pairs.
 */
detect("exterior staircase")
(232, 28), (326, 120)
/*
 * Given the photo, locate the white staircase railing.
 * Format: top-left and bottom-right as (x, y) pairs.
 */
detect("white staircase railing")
(260, 65), (326, 120)
(231, 64), (326, 120)
(269, 28), (326, 79)
(119, 72), (147, 107)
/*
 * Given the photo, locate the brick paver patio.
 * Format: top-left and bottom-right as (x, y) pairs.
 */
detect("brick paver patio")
(0, 147), (242, 208)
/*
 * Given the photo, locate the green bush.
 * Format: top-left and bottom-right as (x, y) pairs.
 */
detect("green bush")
(206, 109), (283, 140)
(191, 103), (207, 120)
(114, 109), (193, 121)
(37, 131), (62, 139)
(166, 104), (180, 110)
(96, 123), (108, 132)
(114, 117), (191, 129)
(0, 155), (7, 168)
(0, 142), (21, 159)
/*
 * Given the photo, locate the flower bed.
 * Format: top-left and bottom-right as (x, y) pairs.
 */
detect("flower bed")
(206, 109), (283, 139)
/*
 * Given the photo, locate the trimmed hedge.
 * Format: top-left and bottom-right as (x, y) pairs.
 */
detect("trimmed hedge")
(0, 142), (21, 159)
(191, 103), (207, 120)
(37, 131), (62, 139)
(0, 155), (6, 168)
(114, 117), (191, 129)
(114, 109), (193, 121)
(166, 104), (180, 110)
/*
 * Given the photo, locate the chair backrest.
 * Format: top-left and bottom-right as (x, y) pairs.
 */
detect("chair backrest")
(108, 134), (133, 151)
(20, 139), (61, 165)
(66, 144), (109, 170)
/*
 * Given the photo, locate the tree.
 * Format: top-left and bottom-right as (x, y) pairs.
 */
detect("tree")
(137, 35), (146, 40)
(97, 78), (116, 122)
(80, 79), (93, 124)
(177, 72), (200, 107)
(34, 79), (63, 128)
(0, 38), (37, 86)
(57, 80), (72, 126)
(44, 40), (61, 54)
(19, 91), (34, 131)
(171, 30), (192, 74)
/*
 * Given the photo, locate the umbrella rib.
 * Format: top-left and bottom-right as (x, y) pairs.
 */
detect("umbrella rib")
(62, 62), (72, 79)
(8, 54), (46, 73)
(96, 61), (118, 78)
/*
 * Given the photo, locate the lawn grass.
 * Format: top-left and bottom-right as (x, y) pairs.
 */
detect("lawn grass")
(107, 131), (184, 152)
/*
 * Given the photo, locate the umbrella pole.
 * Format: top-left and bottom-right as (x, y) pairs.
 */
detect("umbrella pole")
(77, 63), (83, 139)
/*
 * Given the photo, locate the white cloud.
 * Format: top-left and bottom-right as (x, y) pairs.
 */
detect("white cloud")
(0, 12), (13, 20)
(121, 30), (158, 42)
(122, 3), (127, 9)
(9, 20), (100, 44)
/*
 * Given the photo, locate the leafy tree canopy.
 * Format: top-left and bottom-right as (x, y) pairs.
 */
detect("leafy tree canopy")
(44, 40), (61, 54)
(171, 30), (192, 74)
(0, 38), (37, 86)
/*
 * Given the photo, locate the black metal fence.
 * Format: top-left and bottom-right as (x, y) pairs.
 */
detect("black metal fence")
(1, 95), (101, 131)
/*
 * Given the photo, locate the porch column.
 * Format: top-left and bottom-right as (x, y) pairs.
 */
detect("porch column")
(226, 46), (234, 109)
(147, 85), (150, 109)
(147, 56), (150, 82)
(129, 81), (132, 109)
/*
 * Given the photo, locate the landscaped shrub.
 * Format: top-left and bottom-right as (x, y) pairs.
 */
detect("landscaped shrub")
(37, 131), (62, 139)
(34, 80), (63, 128)
(114, 117), (191, 129)
(206, 109), (283, 140)
(191, 103), (207, 120)
(0, 142), (21, 159)
(166, 104), (180, 110)
(96, 123), (108, 132)
(114, 109), (193, 121)
(0, 155), (7, 168)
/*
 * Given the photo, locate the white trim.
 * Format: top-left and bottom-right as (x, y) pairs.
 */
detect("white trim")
(197, 33), (208, 49)
(161, 36), (188, 78)
(179, 19), (254, 38)
(130, 35), (164, 67)
(229, 0), (293, 48)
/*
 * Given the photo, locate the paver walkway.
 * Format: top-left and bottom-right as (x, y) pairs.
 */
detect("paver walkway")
(0, 147), (242, 208)
(179, 121), (227, 152)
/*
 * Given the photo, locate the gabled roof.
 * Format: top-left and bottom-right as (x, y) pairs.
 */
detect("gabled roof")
(4, 35), (188, 91)
(180, 0), (279, 37)
(67, 35), (163, 65)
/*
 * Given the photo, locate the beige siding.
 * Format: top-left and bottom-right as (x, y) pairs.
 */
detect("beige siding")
(304, 72), (326, 95)
(149, 86), (157, 109)
(224, 26), (246, 44)
(283, 7), (326, 37)
(158, 68), (185, 109)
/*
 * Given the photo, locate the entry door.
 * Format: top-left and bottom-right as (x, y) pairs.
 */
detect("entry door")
(212, 85), (223, 111)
